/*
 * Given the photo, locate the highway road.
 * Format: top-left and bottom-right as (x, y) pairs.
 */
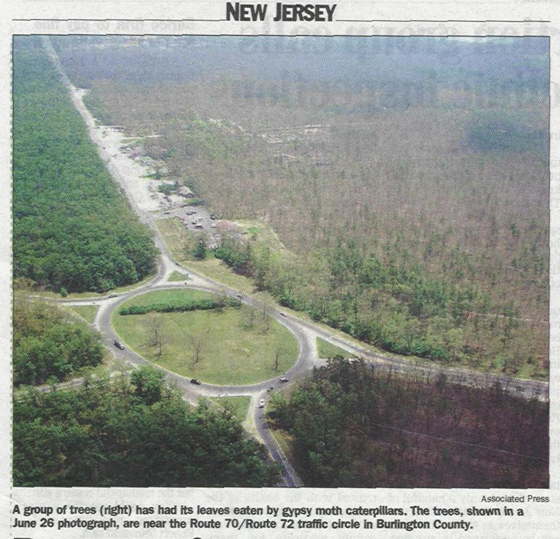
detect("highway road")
(65, 252), (312, 487)
(58, 238), (549, 487)
(44, 37), (549, 488)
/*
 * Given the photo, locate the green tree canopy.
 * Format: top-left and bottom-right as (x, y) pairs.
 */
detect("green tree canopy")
(14, 382), (280, 487)
(13, 38), (157, 294)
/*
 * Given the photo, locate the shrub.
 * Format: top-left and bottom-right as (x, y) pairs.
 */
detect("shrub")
(119, 298), (240, 316)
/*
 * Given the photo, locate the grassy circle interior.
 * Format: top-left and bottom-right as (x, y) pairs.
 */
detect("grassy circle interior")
(111, 289), (299, 385)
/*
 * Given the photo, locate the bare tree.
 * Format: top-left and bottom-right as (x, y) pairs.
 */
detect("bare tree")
(242, 305), (255, 330)
(273, 348), (284, 371)
(216, 292), (228, 312)
(261, 302), (271, 333)
(144, 314), (168, 357)
(187, 327), (211, 364)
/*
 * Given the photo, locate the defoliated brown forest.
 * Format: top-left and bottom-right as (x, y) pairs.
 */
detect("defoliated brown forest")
(53, 36), (549, 379)
(268, 358), (549, 488)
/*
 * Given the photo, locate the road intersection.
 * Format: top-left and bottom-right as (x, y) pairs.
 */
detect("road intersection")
(44, 36), (549, 487)
(58, 240), (548, 488)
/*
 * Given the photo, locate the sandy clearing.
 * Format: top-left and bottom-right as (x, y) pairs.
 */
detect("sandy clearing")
(78, 105), (161, 216)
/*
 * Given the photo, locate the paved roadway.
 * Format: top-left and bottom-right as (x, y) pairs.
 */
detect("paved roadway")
(59, 242), (549, 487)
(44, 37), (548, 488)
(66, 249), (312, 487)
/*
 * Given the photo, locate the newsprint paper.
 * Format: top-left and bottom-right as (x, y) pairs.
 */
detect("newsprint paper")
(1, 0), (560, 537)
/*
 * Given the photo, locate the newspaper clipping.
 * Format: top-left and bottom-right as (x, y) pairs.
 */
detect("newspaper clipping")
(1, 0), (559, 537)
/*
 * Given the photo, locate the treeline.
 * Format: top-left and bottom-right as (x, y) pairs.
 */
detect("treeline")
(468, 111), (548, 155)
(13, 37), (157, 294)
(269, 358), (548, 488)
(148, 106), (547, 378)
(14, 297), (104, 387)
(51, 36), (549, 378)
(14, 366), (280, 487)
(54, 36), (548, 103)
(119, 297), (241, 315)
(214, 235), (544, 376)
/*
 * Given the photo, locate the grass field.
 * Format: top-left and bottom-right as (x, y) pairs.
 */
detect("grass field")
(112, 290), (299, 385)
(67, 305), (99, 324)
(75, 361), (113, 380)
(236, 219), (289, 254)
(167, 271), (190, 282)
(116, 288), (215, 308)
(155, 219), (469, 377)
(21, 271), (157, 301)
(269, 427), (295, 464)
(155, 218), (191, 263)
(210, 396), (251, 420)
(317, 337), (355, 359)
(186, 258), (255, 293)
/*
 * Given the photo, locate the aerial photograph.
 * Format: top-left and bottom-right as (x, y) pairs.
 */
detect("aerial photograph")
(13, 35), (549, 488)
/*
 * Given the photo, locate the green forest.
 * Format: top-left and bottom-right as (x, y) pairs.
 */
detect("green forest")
(14, 297), (104, 387)
(13, 38), (157, 294)
(10, 36), (549, 490)
(14, 366), (280, 487)
(52, 36), (549, 378)
(269, 359), (548, 488)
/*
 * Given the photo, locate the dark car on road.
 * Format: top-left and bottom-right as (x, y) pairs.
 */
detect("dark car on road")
(114, 339), (125, 350)
(280, 377), (289, 383)
(190, 378), (201, 385)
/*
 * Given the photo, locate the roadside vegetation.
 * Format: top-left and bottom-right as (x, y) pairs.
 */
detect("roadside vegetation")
(14, 296), (104, 387)
(268, 358), (549, 488)
(14, 272), (158, 301)
(317, 337), (354, 359)
(13, 37), (157, 294)
(14, 366), (280, 487)
(211, 396), (251, 421)
(117, 288), (215, 306)
(11, 35), (550, 491)
(54, 36), (549, 379)
(118, 295), (240, 315)
(155, 218), (256, 293)
(167, 270), (189, 282)
(67, 304), (99, 324)
(112, 290), (298, 384)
